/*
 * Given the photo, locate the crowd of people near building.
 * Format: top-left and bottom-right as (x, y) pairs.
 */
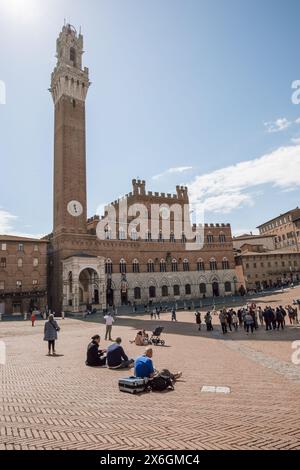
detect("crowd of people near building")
(213, 302), (300, 335)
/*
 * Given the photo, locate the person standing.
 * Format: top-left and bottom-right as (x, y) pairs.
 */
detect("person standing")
(258, 306), (264, 326)
(244, 312), (254, 334)
(31, 310), (36, 327)
(44, 314), (60, 356)
(276, 308), (284, 330)
(232, 312), (239, 331)
(219, 310), (227, 334)
(226, 310), (233, 332)
(195, 311), (202, 331)
(204, 311), (213, 331)
(263, 307), (272, 331)
(104, 312), (114, 341)
(171, 308), (177, 322)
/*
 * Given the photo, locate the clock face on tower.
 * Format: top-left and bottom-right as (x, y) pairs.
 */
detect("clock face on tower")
(67, 200), (83, 217)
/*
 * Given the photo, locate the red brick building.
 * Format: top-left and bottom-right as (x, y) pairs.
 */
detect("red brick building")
(0, 236), (47, 315)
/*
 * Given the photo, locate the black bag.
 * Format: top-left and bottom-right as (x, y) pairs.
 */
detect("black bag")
(148, 374), (174, 392)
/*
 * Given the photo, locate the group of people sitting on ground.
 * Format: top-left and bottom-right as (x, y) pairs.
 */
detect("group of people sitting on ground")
(86, 336), (134, 369)
(215, 302), (299, 335)
(85, 335), (182, 383)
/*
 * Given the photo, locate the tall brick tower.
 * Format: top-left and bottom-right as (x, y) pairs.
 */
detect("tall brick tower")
(48, 25), (93, 313)
(50, 24), (90, 235)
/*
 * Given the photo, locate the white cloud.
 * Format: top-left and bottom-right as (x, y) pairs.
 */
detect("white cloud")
(0, 209), (17, 233)
(264, 118), (291, 133)
(188, 144), (300, 214)
(153, 166), (193, 181)
(291, 136), (300, 144)
(0, 208), (44, 239)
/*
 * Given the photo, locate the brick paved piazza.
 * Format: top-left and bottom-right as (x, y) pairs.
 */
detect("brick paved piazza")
(1, 287), (300, 451)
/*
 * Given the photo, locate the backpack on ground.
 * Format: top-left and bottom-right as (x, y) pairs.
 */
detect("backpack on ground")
(148, 373), (174, 392)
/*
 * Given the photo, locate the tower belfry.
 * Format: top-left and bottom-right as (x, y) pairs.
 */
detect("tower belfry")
(50, 24), (90, 234)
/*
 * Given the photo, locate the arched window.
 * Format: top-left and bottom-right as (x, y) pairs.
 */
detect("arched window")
(219, 233), (226, 243)
(210, 258), (217, 271)
(147, 260), (155, 273)
(17, 258), (23, 268)
(224, 281), (232, 292)
(172, 259), (178, 272)
(160, 259), (166, 273)
(207, 233), (214, 244)
(222, 258), (230, 270)
(70, 47), (76, 65)
(173, 285), (180, 296)
(134, 287), (141, 300)
(170, 232), (175, 242)
(162, 285), (169, 297)
(132, 259), (140, 273)
(105, 259), (113, 275)
(149, 286), (156, 298)
(120, 259), (127, 274)
(197, 259), (205, 271)
(199, 283), (206, 294)
(183, 259), (190, 272)
(185, 284), (191, 295)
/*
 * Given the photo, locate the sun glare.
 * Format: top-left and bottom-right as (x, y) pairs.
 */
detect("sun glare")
(0, 0), (41, 22)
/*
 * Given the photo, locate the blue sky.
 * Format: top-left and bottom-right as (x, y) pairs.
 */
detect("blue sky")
(1, 0), (300, 237)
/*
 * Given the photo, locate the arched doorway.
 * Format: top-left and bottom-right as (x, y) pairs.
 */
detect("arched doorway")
(212, 281), (220, 297)
(106, 278), (114, 307)
(120, 277), (128, 305)
(79, 268), (100, 307)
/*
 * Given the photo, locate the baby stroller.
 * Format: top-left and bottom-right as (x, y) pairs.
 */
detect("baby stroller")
(150, 327), (165, 346)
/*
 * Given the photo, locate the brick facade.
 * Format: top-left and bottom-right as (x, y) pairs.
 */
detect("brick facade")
(47, 25), (237, 313)
(0, 236), (47, 315)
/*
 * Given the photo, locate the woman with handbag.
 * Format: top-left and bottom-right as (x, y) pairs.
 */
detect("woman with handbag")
(44, 314), (60, 356)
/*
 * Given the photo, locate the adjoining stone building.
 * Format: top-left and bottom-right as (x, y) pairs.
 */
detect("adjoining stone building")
(235, 244), (300, 292)
(257, 208), (300, 251)
(46, 24), (237, 314)
(0, 236), (47, 315)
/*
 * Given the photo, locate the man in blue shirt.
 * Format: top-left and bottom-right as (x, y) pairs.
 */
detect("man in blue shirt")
(107, 338), (134, 369)
(135, 347), (155, 378)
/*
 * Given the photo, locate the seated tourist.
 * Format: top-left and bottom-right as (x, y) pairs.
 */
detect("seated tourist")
(86, 335), (107, 367)
(131, 330), (149, 346)
(107, 338), (134, 369)
(134, 347), (182, 381)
